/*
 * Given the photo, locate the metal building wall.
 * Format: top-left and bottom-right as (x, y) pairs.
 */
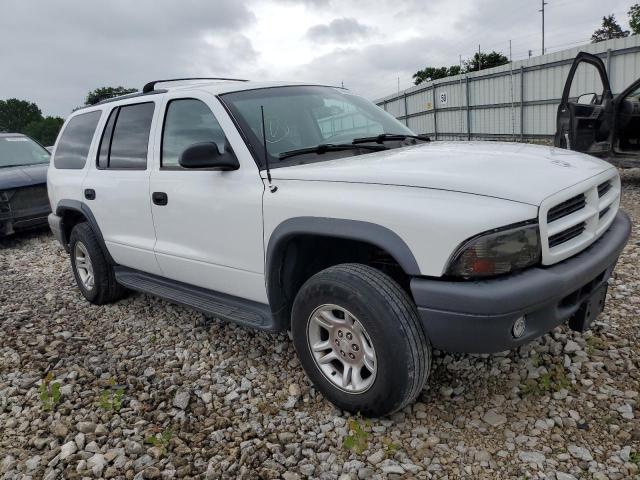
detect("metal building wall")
(375, 36), (640, 142)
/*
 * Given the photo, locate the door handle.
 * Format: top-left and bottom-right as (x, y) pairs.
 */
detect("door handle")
(84, 189), (96, 200)
(152, 192), (168, 206)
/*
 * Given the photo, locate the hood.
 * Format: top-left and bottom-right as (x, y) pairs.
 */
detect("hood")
(270, 142), (613, 205)
(0, 163), (48, 190)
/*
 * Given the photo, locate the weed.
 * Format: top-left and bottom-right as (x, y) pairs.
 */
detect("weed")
(99, 378), (124, 412)
(145, 428), (173, 456)
(39, 372), (61, 411)
(342, 416), (371, 455)
(521, 364), (571, 396)
(630, 451), (640, 467)
(383, 437), (398, 456)
(585, 335), (607, 354)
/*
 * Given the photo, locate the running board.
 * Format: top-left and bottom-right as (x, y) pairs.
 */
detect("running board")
(114, 267), (277, 332)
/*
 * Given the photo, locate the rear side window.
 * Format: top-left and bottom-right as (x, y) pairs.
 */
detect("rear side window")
(161, 98), (227, 168)
(54, 111), (101, 169)
(97, 102), (154, 170)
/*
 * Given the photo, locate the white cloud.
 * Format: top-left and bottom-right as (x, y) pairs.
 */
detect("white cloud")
(0, 0), (634, 116)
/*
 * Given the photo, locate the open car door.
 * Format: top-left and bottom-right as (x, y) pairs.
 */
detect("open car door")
(556, 51), (640, 168)
(609, 76), (640, 168)
(554, 52), (614, 157)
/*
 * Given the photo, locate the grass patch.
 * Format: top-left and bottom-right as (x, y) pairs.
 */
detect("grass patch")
(342, 417), (371, 455)
(39, 372), (61, 411)
(98, 378), (124, 412)
(521, 364), (571, 396)
(145, 428), (173, 456)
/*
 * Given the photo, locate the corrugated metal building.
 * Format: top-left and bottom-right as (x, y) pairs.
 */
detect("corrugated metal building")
(374, 36), (640, 142)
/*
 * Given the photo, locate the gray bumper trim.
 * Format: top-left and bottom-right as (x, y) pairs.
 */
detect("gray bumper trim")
(411, 211), (631, 353)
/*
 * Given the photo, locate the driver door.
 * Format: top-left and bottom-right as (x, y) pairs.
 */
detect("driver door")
(554, 52), (614, 157)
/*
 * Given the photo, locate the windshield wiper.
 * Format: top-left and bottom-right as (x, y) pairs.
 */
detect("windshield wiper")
(352, 133), (430, 144)
(278, 143), (387, 160)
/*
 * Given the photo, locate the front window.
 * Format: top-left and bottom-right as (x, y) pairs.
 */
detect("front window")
(0, 135), (50, 168)
(220, 86), (414, 167)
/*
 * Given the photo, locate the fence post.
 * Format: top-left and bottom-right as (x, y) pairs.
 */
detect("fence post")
(465, 77), (471, 141)
(403, 92), (409, 126)
(432, 87), (438, 140)
(520, 66), (525, 142)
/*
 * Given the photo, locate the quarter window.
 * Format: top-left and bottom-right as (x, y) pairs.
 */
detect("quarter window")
(161, 98), (227, 168)
(97, 102), (154, 169)
(54, 111), (101, 169)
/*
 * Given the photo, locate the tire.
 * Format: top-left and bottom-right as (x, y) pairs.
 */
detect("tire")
(291, 263), (431, 416)
(69, 222), (126, 305)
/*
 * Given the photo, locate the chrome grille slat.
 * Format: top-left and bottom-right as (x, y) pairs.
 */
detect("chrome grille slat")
(597, 180), (612, 197)
(547, 194), (586, 223)
(549, 222), (586, 248)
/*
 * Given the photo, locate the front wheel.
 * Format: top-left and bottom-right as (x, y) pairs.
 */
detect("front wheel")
(291, 264), (431, 416)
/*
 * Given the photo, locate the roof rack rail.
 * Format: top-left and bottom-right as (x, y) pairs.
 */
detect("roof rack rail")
(142, 77), (249, 93)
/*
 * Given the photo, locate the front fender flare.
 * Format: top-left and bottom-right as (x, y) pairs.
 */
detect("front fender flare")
(265, 216), (421, 325)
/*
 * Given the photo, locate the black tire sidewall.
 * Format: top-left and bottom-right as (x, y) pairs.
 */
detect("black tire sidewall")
(292, 269), (423, 416)
(69, 224), (102, 303)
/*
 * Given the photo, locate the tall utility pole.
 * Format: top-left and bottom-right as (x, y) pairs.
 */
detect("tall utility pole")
(539, 0), (548, 55)
(478, 44), (481, 71)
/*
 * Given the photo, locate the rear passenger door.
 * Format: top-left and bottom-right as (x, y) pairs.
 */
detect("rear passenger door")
(83, 100), (162, 275)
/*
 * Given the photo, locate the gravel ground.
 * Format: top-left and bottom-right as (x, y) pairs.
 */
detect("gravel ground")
(1, 171), (639, 480)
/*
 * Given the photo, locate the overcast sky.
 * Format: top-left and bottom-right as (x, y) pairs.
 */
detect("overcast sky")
(1, 0), (635, 116)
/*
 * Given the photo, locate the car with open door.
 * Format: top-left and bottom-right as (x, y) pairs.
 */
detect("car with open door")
(555, 51), (640, 168)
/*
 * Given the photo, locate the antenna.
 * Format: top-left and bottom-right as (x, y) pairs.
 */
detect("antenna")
(260, 105), (275, 190)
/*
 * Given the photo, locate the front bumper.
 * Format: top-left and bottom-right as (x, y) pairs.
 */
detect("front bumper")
(411, 211), (631, 353)
(0, 205), (50, 236)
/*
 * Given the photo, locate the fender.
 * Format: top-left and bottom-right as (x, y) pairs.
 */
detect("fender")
(265, 216), (421, 326)
(54, 199), (115, 265)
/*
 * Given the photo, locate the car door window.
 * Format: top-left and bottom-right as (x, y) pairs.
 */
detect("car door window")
(54, 111), (101, 169)
(161, 98), (227, 168)
(97, 102), (154, 170)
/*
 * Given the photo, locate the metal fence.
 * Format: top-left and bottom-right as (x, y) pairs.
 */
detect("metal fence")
(375, 36), (640, 142)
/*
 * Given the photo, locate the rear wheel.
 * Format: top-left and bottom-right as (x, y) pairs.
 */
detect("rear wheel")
(69, 223), (125, 304)
(291, 263), (431, 416)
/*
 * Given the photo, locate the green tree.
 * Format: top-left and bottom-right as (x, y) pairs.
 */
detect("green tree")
(464, 51), (509, 72)
(85, 86), (138, 106)
(0, 99), (42, 133)
(413, 65), (463, 85)
(23, 116), (65, 146)
(629, 4), (640, 35)
(591, 14), (629, 43)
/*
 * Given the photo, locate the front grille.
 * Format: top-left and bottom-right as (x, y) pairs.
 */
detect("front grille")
(598, 180), (612, 197)
(9, 185), (48, 211)
(549, 222), (586, 248)
(547, 194), (586, 223)
(540, 172), (620, 265)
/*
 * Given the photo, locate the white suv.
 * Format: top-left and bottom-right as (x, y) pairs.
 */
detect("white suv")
(47, 78), (631, 416)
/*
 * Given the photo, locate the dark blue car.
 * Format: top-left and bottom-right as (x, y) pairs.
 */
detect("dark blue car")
(0, 133), (51, 237)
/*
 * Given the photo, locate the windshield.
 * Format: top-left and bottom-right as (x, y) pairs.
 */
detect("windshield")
(220, 86), (415, 167)
(0, 136), (50, 168)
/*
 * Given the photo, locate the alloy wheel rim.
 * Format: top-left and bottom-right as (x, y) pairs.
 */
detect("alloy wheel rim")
(74, 242), (95, 291)
(306, 304), (377, 394)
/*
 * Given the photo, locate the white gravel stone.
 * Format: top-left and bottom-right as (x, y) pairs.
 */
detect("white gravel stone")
(59, 441), (77, 460)
(482, 409), (507, 426)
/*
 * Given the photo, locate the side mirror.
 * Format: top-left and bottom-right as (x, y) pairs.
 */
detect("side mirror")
(576, 93), (597, 105)
(178, 142), (239, 170)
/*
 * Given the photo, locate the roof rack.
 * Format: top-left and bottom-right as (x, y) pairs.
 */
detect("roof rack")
(142, 77), (249, 93)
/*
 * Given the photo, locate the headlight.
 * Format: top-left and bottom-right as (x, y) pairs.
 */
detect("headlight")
(446, 222), (541, 279)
